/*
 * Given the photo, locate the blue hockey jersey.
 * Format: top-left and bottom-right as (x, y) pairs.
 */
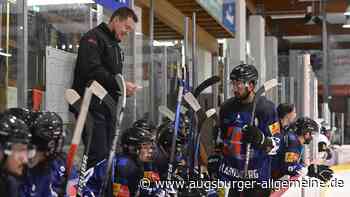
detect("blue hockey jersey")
(20, 156), (78, 197)
(218, 96), (281, 183)
(82, 154), (162, 197)
(271, 124), (289, 179)
(281, 131), (305, 176)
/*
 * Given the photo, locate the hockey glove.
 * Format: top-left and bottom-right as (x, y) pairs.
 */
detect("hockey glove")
(242, 125), (273, 149)
(325, 148), (333, 160)
(307, 164), (334, 182)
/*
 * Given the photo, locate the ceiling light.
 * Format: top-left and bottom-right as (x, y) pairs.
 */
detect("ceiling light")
(270, 14), (306, 19)
(343, 16), (350, 28)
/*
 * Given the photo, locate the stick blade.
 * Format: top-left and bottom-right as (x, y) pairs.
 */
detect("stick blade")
(183, 92), (201, 112)
(65, 89), (80, 105)
(89, 80), (108, 100)
(193, 75), (221, 97)
(115, 74), (126, 107)
(263, 79), (278, 92)
(205, 108), (216, 118)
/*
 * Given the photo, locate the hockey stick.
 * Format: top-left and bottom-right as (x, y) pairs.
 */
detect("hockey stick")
(244, 79), (278, 178)
(64, 89), (89, 197)
(193, 108), (217, 167)
(65, 84), (106, 197)
(183, 92), (207, 129)
(98, 74), (126, 197)
(167, 80), (185, 182)
(66, 83), (94, 176)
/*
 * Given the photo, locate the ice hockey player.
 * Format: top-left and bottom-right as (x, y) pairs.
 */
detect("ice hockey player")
(277, 103), (297, 131)
(0, 114), (33, 196)
(154, 120), (187, 181)
(272, 103), (297, 179)
(82, 121), (161, 197)
(20, 112), (78, 197)
(218, 64), (281, 197)
(318, 132), (333, 164)
(281, 117), (333, 182)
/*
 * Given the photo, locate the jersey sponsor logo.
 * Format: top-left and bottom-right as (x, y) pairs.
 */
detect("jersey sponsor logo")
(144, 171), (160, 182)
(268, 137), (281, 155)
(223, 112), (244, 125)
(208, 157), (220, 163)
(269, 122), (280, 135)
(113, 183), (130, 197)
(59, 166), (66, 177)
(219, 163), (259, 179)
(285, 152), (299, 162)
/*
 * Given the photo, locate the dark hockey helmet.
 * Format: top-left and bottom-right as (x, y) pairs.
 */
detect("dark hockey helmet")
(31, 112), (64, 156)
(277, 103), (295, 119)
(157, 121), (186, 153)
(0, 114), (31, 151)
(229, 64), (258, 84)
(3, 107), (33, 128)
(295, 117), (319, 136)
(121, 126), (154, 154)
(133, 119), (155, 133)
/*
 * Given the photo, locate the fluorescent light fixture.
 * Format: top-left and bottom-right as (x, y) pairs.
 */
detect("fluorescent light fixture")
(218, 39), (225, 44)
(345, 5), (350, 16)
(270, 14), (306, 19)
(282, 35), (318, 40)
(28, 0), (94, 6)
(153, 41), (176, 47)
(0, 52), (12, 57)
(282, 35), (321, 43)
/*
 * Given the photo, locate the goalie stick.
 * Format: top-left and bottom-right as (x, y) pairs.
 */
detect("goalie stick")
(65, 81), (101, 176)
(65, 85), (106, 197)
(244, 79), (279, 178)
(64, 89), (90, 197)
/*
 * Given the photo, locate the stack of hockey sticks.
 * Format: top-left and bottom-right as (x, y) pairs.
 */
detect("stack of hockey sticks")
(163, 74), (221, 185)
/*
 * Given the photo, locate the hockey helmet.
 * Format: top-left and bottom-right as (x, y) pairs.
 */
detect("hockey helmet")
(31, 112), (64, 156)
(295, 117), (319, 136)
(229, 64), (258, 84)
